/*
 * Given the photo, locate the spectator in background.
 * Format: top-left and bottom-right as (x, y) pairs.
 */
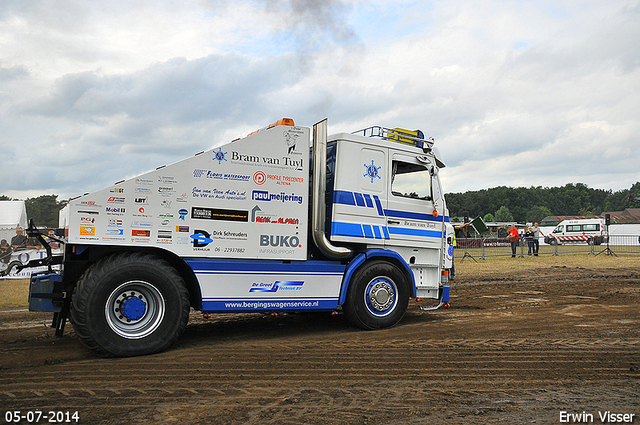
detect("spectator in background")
(508, 224), (519, 258)
(524, 226), (535, 256)
(45, 230), (60, 249)
(26, 235), (42, 249)
(11, 227), (27, 250)
(532, 222), (544, 256)
(0, 239), (11, 264)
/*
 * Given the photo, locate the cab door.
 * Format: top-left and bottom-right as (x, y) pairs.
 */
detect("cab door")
(385, 153), (442, 249)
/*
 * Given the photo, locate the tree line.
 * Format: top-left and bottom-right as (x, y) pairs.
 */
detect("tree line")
(2, 181), (640, 228)
(445, 182), (640, 224)
(1, 194), (68, 229)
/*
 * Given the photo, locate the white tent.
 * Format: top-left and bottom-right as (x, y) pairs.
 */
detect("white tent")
(0, 200), (28, 244)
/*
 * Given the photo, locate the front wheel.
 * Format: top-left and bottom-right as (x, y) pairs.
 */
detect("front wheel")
(71, 252), (190, 357)
(343, 260), (410, 330)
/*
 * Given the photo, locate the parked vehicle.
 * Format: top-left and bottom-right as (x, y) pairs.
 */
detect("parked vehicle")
(544, 218), (606, 245)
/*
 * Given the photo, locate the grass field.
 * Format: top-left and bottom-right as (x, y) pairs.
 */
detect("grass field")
(0, 254), (637, 308)
(0, 278), (30, 309)
(456, 251), (638, 279)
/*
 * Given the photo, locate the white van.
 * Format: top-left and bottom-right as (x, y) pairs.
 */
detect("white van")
(544, 218), (606, 245)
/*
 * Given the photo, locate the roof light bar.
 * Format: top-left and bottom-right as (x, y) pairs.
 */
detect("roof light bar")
(352, 125), (433, 149)
(247, 118), (295, 136)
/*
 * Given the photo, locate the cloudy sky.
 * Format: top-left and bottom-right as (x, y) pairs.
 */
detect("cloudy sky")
(1, 0), (639, 200)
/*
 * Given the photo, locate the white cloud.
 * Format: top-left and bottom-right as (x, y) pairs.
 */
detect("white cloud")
(0, 0), (639, 201)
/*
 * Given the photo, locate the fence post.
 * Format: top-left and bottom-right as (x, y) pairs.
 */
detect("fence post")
(481, 238), (486, 260)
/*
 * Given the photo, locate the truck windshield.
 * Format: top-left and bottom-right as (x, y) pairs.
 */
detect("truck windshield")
(391, 161), (432, 200)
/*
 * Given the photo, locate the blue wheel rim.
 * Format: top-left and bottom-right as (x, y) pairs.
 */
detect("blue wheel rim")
(364, 276), (398, 317)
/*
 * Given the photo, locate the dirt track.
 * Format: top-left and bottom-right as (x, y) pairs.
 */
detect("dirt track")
(1, 266), (639, 424)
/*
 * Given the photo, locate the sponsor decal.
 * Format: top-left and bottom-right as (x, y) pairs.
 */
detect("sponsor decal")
(106, 207), (125, 214)
(78, 210), (99, 215)
(135, 187), (152, 194)
(176, 193), (188, 203)
(252, 190), (303, 204)
(158, 176), (177, 184)
(107, 196), (125, 204)
(254, 215), (299, 225)
(79, 200), (101, 207)
(193, 170), (252, 182)
(79, 226), (96, 236)
(131, 221), (152, 228)
(231, 152), (303, 170)
(108, 219), (123, 227)
(253, 171), (266, 185)
(176, 236), (191, 245)
(191, 186), (247, 201)
(134, 197), (148, 204)
(194, 169), (214, 178)
(138, 207), (146, 214)
(266, 173), (304, 186)
(135, 178), (154, 185)
(259, 234), (302, 248)
(249, 281), (304, 293)
(156, 230), (172, 244)
(176, 226), (189, 232)
(105, 228), (124, 236)
(158, 186), (175, 195)
(110, 187), (125, 193)
(161, 199), (172, 208)
(283, 129), (302, 155)
(178, 209), (188, 221)
(212, 147), (227, 165)
(252, 204), (300, 225)
(158, 213), (174, 219)
(80, 217), (95, 224)
(190, 231), (212, 248)
(132, 229), (151, 237)
(191, 207), (248, 222)
(190, 229), (248, 248)
(364, 160), (382, 183)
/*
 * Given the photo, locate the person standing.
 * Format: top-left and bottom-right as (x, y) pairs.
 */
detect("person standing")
(524, 226), (535, 256)
(450, 230), (456, 280)
(508, 224), (519, 258)
(532, 222), (543, 256)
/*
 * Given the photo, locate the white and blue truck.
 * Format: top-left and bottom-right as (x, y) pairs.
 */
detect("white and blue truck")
(27, 118), (453, 357)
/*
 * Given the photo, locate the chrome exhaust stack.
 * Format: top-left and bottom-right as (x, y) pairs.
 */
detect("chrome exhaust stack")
(311, 119), (353, 259)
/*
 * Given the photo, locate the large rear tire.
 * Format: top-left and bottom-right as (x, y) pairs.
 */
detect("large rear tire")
(343, 260), (410, 330)
(71, 252), (190, 357)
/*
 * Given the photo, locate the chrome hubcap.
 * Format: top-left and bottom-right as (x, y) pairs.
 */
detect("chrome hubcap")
(365, 277), (397, 316)
(105, 281), (165, 339)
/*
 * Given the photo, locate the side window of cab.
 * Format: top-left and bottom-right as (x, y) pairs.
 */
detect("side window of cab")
(391, 161), (432, 201)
